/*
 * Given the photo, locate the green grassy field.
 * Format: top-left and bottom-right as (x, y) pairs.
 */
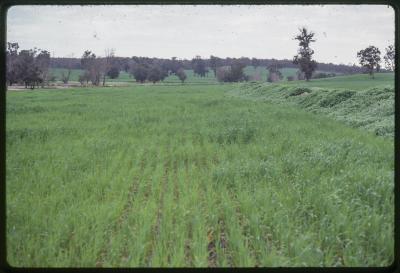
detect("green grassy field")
(6, 78), (394, 267)
(50, 68), (84, 82)
(283, 73), (394, 90)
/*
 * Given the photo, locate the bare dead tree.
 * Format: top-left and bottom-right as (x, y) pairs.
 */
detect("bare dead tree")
(102, 48), (115, 86)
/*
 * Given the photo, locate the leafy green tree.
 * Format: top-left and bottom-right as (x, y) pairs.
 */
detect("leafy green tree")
(357, 45), (381, 78)
(81, 50), (101, 85)
(169, 57), (181, 74)
(216, 61), (248, 82)
(192, 56), (207, 77)
(107, 66), (120, 79)
(293, 27), (317, 81)
(147, 66), (162, 84)
(267, 63), (283, 82)
(176, 68), (187, 84)
(133, 64), (149, 83)
(36, 50), (50, 86)
(6, 42), (19, 86)
(16, 49), (42, 89)
(209, 55), (221, 77)
(230, 60), (247, 82)
(383, 44), (395, 71)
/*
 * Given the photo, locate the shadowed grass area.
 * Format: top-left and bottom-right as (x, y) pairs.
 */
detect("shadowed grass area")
(6, 84), (393, 267)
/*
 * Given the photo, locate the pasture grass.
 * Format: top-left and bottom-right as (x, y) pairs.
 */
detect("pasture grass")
(6, 84), (393, 267)
(284, 73), (394, 90)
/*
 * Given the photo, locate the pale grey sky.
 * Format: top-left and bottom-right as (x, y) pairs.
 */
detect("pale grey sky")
(6, 5), (395, 65)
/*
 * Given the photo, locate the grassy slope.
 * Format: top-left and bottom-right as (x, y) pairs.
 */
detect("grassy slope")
(7, 85), (393, 267)
(229, 73), (395, 137)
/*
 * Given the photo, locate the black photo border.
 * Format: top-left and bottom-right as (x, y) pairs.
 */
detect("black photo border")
(0, 0), (398, 272)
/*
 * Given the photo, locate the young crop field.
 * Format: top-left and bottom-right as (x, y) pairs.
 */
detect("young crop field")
(6, 78), (394, 267)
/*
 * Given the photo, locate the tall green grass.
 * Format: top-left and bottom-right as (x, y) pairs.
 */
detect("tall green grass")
(6, 84), (393, 267)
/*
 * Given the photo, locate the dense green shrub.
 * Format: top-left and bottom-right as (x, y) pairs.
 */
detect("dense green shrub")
(319, 90), (356, 107)
(288, 87), (312, 97)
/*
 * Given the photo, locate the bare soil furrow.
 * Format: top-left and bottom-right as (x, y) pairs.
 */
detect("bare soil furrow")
(184, 222), (194, 267)
(95, 152), (147, 267)
(218, 218), (234, 267)
(145, 158), (170, 266)
(207, 229), (217, 267)
(230, 193), (261, 266)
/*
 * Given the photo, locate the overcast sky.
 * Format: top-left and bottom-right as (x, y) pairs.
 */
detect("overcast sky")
(7, 5), (394, 65)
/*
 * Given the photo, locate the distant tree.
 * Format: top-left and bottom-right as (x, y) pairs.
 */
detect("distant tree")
(35, 50), (50, 87)
(293, 27), (317, 81)
(48, 73), (57, 84)
(133, 64), (148, 83)
(107, 66), (120, 79)
(161, 60), (171, 76)
(192, 56), (207, 77)
(170, 57), (181, 74)
(59, 54), (74, 84)
(81, 50), (101, 85)
(267, 63), (283, 82)
(147, 66), (162, 84)
(176, 68), (187, 84)
(251, 58), (260, 69)
(230, 60), (247, 82)
(357, 45), (381, 78)
(216, 66), (231, 82)
(102, 48), (115, 86)
(160, 68), (169, 82)
(60, 71), (70, 84)
(383, 44), (395, 71)
(6, 44), (53, 89)
(16, 49), (42, 89)
(6, 42), (19, 86)
(123, 62), (130, 72)
(209, 55), (221, 77)
(216, 61), (247, 82)
(78, 71), (91, 86)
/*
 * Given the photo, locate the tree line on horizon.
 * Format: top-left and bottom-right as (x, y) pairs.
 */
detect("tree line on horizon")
(6, 28), (395, 89)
